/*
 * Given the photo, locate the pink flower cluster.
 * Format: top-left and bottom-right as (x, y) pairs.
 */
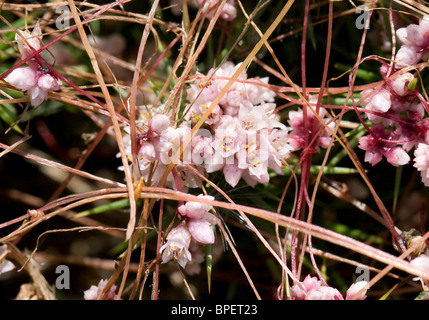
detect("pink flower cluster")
(291, 275), (368, 300)
(160, 194), (216, 268)
(184, 61), (293, 187)
(357, 16), (429, 186)
(83, 279), (120, 300)
(121, 61), (338, 189)
(287, 105), (335, 153)
(121, 61), (296, 189)
(5, 24), (61, 107)
(395, 16), (429, 69)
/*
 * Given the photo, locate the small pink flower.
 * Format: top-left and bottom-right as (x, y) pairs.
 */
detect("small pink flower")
(15, 23), (42, 60)
(186, 102), (222, 126)
(5, 66), (61, 107)
(139, 142), (156, 161)
(5, 66), (37, 91)
(83, 279), (119, 300)
(191, 135), (215, 165)
(149, 114), (170, 134)
(359, 135), (384, 166)
(223, 163), (243, 187)
(384, 146), (410, 167)
(177, 195), (217, 244)
(5, 24), (61, 107)
(410, 252), (429, 273)
(287, 107), (334, 152)
(358, 126), (410, 167)
(346, 281), (369, 300)
(187, 219), (215, 244)
(0, 245), (15, 276)
(160, 224), (192, 268)
(395, 45), (423, 69)
(391, 72), (414, 97)
(396, 15), (429, 49)
(291, 275), (343, 300)
(414, 143), (429, 186)
(212, 126), (240, 158)
(361, 87), (392, 114)
(178, 194), (214, 219)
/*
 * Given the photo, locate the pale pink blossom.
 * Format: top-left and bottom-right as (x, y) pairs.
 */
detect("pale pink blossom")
(5, 67), (61, 107)
(222, 163), (243, 187)
(291, 275), (343, 300)
(5, 66), (37, 91)
(268, 129), (293, 173)
(360, 87), (392, 114)
(358, 126), (410, 167)
(395, 45), (423, 69)
(5, 24), (61, 107)
(238, 103), (284, 131)
(212, 124), (241, 159)
(346, 281), (369, 300)
(391, 72), (414, 96)
(410, 252), (429, 273)
(187, 219), (215, 244)
(292, 275), (369, 300)
(414, 143), (429, 186)
(0, 245), (15, 276)
(139, 141), (156, 161)
(83, 279), (119, 300)
(358, 135), (384, 166)
(178, 194), (214, 219)
(177, 195), (217, 244)
(191, 134), (215, 165)
(186, 102), (222, 126)
(160, 224), (192, 268)
(394, 16), (429, 68)
(384, 146), (410, 166)
(149, 114), (170, 134)
(396, 15), (429, 49)
(15, 23), (42, 60)
(287, 107), (335, 152)
(243, 77), (276, 106)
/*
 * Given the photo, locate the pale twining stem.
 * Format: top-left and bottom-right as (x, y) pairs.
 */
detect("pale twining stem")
(66, 0), (136, 237)
(4, 187), (429, 281)
(121, 0), (159, 301)
(0, 142), (124, 188)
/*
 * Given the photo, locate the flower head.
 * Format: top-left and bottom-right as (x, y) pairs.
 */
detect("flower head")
(178, 194), (214, 219)
(5, 24), (61, 107)
(394, 15), (429, 68)
(345, 281), (369, 300)
(160, 224), (193, 268)
(291, 275), (343, 300)
(83, 279), (119, 300)
(396, 15), (429, 49)
(15, 23), (42, 60)
(287, 107), (334, 152)
(178, 195), (217, 244)
(414, 143), (429, 186)
(358, 126), (410, 167)
(292, 275), (368, 300)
